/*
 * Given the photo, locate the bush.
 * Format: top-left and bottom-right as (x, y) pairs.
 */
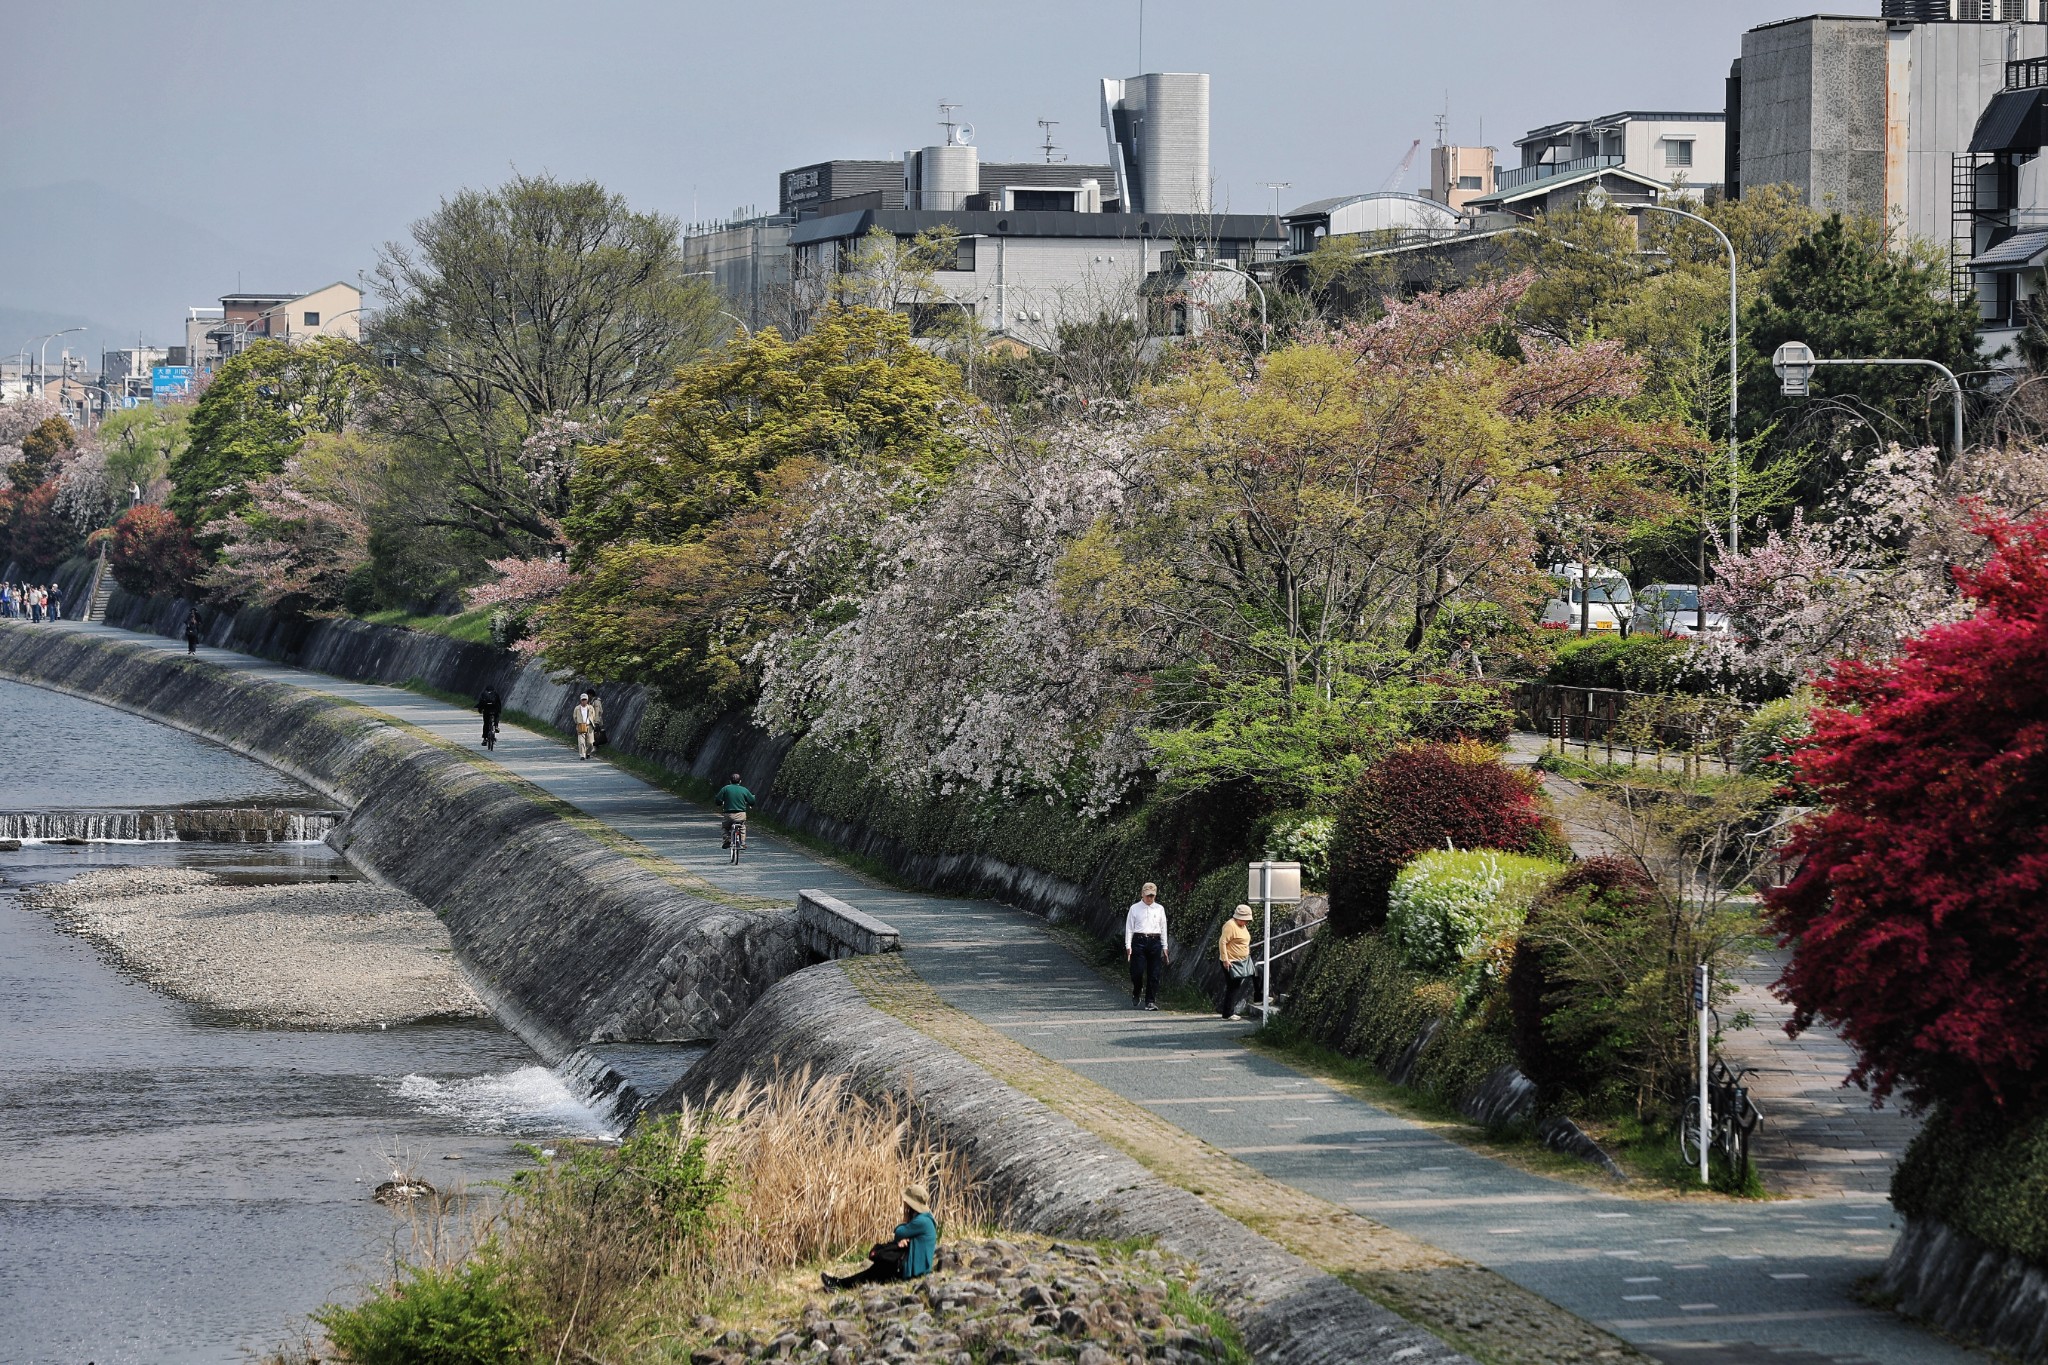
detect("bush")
(1768, 514), (2048, 1118)
(0, 482), (83, 576)
(109, 505), (204, 597)
(314, 1259), (534, 1365)
(1732, 690), (1814, 779)
(1543, 634), (1696, 693)
(1284, 931), (1517, 1115)
(1891, 1107), (2048, 1267)
(1325, 742), (1548, 935)
(1507, 857), (1659, 1106)
(1265, 811), (1334, 889)
(1386, 849), (1564, 974)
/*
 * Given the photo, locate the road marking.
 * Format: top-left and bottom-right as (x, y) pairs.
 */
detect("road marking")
(1698, 1226), (1735, 1232)
(1622, 1295), (1660, 1302)
(1623, 1277), (1660, 1284)
(1486, 1228), (1527, 1235)
(1771, 1273), (1810, 1281)
(1679, 1303), (1719, 1311)
(1672, 1264), (1709, 1270)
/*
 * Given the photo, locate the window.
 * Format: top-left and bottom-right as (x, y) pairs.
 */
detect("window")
(1664, 138), (1694, 169)
(1457, 175), (1483, 191)
(303, 311), (320, 326)
(1010, 188), (1077, 212)
(947, 237), (976, 272)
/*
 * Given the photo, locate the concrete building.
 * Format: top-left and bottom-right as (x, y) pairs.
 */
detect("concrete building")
(1428, 144), (1497, 212)
(1100, 72), (1211, 214)
(100, 346), (170, 404)
(187, 282), (363, 370)
(1727, 11), (2048, 265)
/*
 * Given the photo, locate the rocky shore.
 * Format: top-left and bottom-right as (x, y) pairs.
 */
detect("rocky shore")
(23, 867), (486, 1027)
(696, 1237), (1242, 1365)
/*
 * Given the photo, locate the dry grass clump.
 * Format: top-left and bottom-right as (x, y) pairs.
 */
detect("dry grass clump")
(304, 1067), (985, 1364)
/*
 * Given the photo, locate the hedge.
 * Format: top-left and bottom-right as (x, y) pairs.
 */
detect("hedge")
(1285, 931), (1515, 1116)
(1892, 1108), (2048, 1267)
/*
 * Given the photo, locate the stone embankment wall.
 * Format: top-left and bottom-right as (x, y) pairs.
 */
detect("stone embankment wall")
(1877, 1217), (2048, 1361)
(0, 623), (802, 1060)
(659, 963), (1473, 1365)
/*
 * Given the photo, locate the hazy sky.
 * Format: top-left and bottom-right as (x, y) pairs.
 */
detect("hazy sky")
(1, 0), (1865, 344)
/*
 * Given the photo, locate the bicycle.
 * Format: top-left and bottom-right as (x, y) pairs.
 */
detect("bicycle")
(1679, 1057), (1765, 1178)
(481, 715), (499, 751)
(727, 812), (747, 865)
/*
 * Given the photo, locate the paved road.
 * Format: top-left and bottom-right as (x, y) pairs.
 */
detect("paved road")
(40, 624), (1975, 1365)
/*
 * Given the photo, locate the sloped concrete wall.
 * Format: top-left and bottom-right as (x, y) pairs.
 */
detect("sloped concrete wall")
(0, 623), (801, 1059)
(659, 963), (1472, 1365)
(1878, 1216), (2048, 1362)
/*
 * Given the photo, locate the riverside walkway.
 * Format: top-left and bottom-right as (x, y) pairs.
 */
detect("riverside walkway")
(48, 623), (1975, 1365)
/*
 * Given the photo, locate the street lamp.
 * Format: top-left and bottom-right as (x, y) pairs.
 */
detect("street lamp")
(1181, 257), (1270, 350)
(1772, 340), (1964, 458)
(36, 327), (85, 397)
(1635, 203), (1741, 556)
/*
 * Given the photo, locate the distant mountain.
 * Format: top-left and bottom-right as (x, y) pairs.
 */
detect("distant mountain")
(0, 181), (346, 352)
(0, 306), (137, 379)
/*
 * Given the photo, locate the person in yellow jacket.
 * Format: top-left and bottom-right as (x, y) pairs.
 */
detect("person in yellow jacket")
(1217, 904), (1256, 1021)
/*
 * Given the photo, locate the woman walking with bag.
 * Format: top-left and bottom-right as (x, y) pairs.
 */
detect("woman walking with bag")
(1218, 904), (1256, 1021)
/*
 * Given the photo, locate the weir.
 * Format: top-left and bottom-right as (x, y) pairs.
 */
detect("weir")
(0, 807), (345, 843)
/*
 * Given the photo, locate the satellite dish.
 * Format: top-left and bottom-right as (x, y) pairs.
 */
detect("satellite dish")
(955, 122), (975, 146)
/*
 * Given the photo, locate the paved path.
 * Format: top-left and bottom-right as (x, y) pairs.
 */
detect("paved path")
(38, 625), (1977, 1365)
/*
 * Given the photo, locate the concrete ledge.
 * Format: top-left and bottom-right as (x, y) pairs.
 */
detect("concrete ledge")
(657, 963), (1472, 1365)
(0, 623), (803, 1059)
(796, 888), (901, 959)
(1878, 1215), (2048, 1361)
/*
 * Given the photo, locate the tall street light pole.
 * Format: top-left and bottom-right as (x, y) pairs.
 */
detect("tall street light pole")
(38, 327), (85, 400)
(1772, 341), (1965, 458)
(1636, 203), (1740, 556)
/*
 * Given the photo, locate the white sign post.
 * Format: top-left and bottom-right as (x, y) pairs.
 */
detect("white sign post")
(1247, 861), (1303, 1020)
(1694, 962), (1711, 1185)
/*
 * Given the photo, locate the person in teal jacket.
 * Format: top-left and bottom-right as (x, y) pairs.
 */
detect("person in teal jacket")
(821, 1183), (939, 1288)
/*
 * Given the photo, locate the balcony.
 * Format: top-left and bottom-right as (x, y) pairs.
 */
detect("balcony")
(1493, 154), (1624, 195)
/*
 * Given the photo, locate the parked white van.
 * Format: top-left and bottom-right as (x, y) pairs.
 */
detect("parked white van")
(1539, 563), (1634, 634)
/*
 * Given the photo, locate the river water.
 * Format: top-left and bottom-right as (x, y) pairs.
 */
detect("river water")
(0, 679), (617, 1364)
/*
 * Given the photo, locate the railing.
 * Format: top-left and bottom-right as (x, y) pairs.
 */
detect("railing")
(1514, 683), (1756, 775)
(2008, 56), (2048, 91)
(1493, 155), (1623, 195)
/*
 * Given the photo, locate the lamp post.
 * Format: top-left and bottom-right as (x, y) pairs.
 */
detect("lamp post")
(1771, 340), (1964, 458)
(37, 327), (85, 399)
(1181, 257), (1270, 350)
(1635, 204), (1741, 556)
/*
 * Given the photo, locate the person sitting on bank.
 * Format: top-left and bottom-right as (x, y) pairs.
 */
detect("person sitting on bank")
(821, 1183), (938, 1289)
(1218, 903), (1256, 1020)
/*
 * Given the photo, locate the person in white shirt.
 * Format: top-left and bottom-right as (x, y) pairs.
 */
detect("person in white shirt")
(573, 693), (598, 760)
(1125, 881), (1170, 1011)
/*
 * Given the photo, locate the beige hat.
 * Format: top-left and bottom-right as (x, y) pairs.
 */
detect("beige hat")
(903, 1183), (932, 1214)
(1233, 904), (1253, 921)
(1141, 882), (1158, 896)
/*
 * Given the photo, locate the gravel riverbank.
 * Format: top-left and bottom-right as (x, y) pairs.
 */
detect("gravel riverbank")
(23, 866), (486, 1027)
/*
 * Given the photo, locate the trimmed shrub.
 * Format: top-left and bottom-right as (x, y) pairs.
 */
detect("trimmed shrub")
(1265, 811), (1334, 889)
(1543, 634), (1696, 693)
(1733, 690), (1814, 779)
(1507, 857), (1659, 1106)
(1325, 742), (1548, 935)
(1892, 1107), (2048, 1268)
(1386, 849), (1564, 974)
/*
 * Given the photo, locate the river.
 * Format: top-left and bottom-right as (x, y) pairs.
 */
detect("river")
(0, 678), (617, 1364)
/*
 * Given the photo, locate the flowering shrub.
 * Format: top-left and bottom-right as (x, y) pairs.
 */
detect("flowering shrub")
(1325, 743), (1547, 934)
(1386, 848), (1562, 974)
(108, 505), (203, 597)
(1768, 513), (2048, 1118)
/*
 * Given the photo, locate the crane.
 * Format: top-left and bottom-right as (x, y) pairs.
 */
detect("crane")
(1380, 138), (1422, 194)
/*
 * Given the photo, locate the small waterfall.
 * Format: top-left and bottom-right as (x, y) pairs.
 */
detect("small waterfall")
(555, 1049), (646, 1131)
(0, 807), (344, 844)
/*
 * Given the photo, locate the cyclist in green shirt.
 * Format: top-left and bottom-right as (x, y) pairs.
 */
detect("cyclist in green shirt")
(715, 773), (754, 849)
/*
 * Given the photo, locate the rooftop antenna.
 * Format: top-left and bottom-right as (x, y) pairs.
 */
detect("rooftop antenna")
(1139, 0), (1145, 71)
(1261, 180), (1291, 234)
(1434, 94), (1449, 148)
(1038, 118), (1066, 164)
(939, 101), (961, 144)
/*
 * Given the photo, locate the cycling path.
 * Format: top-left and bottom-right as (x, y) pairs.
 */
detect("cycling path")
(44, 624), (1972, 1365)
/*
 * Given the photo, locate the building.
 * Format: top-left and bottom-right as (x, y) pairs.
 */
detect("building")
(1957, 55), (2048, 352)
(1281, 192), (1468, 257)
(1727, 10), (2048, 262)
(100, 347), (171, 405)
(1428, 144), (1497, 212)
(1496, 111), (1726, 202)
(1101, 72), (1212, 214)
(186, 282), (364, 370)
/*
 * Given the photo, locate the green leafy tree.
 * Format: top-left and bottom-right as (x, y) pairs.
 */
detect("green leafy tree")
(97, 405), (190, 498)
(1741, 213), (1982, 472)
(11, 416), (76, 494)
(370, 172), (722, 555)
(168, 338), (379, 534)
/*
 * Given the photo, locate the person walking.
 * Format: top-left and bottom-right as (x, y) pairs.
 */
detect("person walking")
(29, 587), (43, 623)
(183, 608), (202, 654)
(47, 582), (63, 621)
(1125, 881), (1169, 1011)
(821, 1184), (939, 1289)
(1217, 904), (1256, 1020)
(572, 692), (598, 759)
(714, 772), (754, 849)
(476, 684), (502, 750)
(586, 689), (606, 750)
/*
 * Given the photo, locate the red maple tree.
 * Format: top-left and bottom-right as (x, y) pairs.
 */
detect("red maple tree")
(1768, 513), (2048, 1118)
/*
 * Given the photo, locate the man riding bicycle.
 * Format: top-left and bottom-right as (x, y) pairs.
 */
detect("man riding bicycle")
(715, 773), (755, 849)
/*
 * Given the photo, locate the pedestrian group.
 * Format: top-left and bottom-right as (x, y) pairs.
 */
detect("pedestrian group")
(0, 582), (64, 622)
(1126, 882), (1260, 1021)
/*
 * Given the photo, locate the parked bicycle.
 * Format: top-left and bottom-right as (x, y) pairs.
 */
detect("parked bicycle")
(1679, 1057), (1765, 1178)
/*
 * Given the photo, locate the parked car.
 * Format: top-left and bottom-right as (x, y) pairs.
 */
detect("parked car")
(1539, 563), (1634, 634)
(1638, 582), (1731, 637)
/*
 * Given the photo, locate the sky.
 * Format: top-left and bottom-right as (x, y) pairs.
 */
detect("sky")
(0, 0), (1866, 354)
